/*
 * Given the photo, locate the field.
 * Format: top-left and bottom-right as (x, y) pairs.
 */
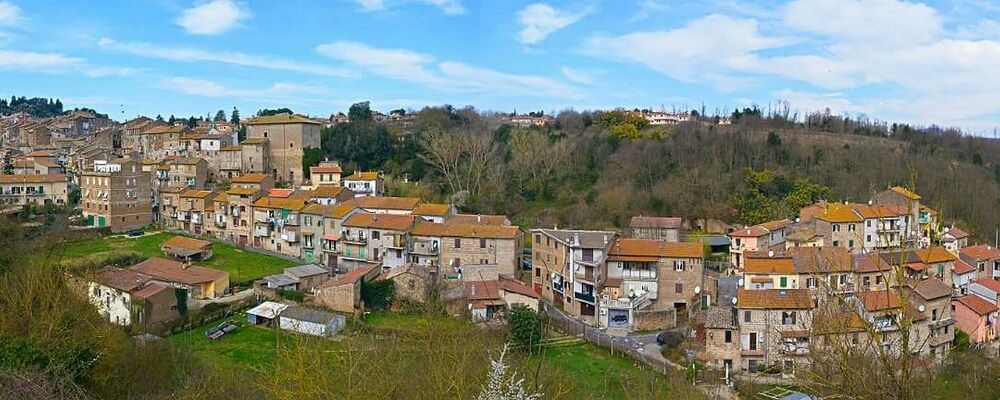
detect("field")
(169, 311), (700, 399)
(57, 231), (297, 283)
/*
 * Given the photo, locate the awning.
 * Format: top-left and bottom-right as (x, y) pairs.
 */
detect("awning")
(322, 232), (341, 241)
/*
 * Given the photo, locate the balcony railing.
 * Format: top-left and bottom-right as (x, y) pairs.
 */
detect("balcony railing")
(176, 212), (188, 221)
(281, 230), (298, 243)
(622, 269), (657, 280)
(574, 292), (596, 304)
(253, 225), (270, 237)
(215, 218), (226, 228)
(781, 346), (809, 355)
(191, 213), (202, 224)
(575, 268), (596, 282)
(599, 292), (650, 310)
(342, 235), (367, 244)
(409, 241), (439, 255)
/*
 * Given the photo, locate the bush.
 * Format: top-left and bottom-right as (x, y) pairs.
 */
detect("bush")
(276, 288), (305, 302)
(508, 306), (544, 353)
(361, 279), (395, 311)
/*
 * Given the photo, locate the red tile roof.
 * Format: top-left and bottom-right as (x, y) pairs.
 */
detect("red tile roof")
(962, 245), (1000, 261)
(953, 259), (976, 275)
(94, 267), (150, 292)
(857, 290), (901, 311)
(737, 289), (811, 309)
(974, 278), (1000, 294)
(129, 257), (227, 285)
(343, 213), (416, 231)
(131, 283), (171, 299)
(500, 278), (539, 299)
(911, 278), (952, 300)
(956, 295), (997, 316)
(319, 266), (375, 288)
(629, 216), (682, 229)
(162, 236), (212, 251)
(465, 280), (502, 301)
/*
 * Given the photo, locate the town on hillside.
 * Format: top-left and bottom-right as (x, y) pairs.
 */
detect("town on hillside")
(2, 104), (998, 399)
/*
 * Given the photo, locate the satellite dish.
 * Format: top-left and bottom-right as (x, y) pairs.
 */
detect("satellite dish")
(768, 250), (775, 257)
(918, 305), (926, 313)
(731, 297), (738, 305)
(738, 278), (745, 286)
(868, 200), (873, 205)
(694, 286), (701, 294)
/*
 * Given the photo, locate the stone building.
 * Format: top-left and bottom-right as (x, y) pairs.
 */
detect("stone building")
(80, 158), (152, 232)
(244, 113), (320, 185)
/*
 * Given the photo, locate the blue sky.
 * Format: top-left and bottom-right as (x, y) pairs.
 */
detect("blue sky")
(1, 0), (999, 132)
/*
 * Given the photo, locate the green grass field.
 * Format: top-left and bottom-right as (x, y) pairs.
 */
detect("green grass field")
(58, 232), (296, 283)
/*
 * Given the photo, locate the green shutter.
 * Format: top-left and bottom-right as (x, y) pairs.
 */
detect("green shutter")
(780, 277), (787, 288)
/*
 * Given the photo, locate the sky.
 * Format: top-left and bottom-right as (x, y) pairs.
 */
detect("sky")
(1, 0), (999, 132)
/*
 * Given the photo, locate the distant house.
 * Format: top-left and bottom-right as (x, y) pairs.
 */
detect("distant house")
(953, 294), (998, 344)
(279, 305), (346, 337)
(959, 245), (1000, 281)
(314, 266), (378, 314)
(379, 264), (432, 303)
(87, 267), (181, 331)
(940, 225), (969, 253)
(247, 301), (288, 325)
(260, 264), (330, 293)
(129, 257), (229, 299)
(343, 171), (384, 197)
(463, 277), (540, 321)
(161, 236), (214, 261)
(629, 216), (682, 242)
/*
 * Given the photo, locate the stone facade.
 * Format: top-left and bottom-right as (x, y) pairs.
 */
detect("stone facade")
(245, 114), (321, 186)
(80, 159), (153, 232)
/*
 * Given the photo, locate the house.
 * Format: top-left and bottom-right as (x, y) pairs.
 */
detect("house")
(354, 196), (421, 214)
(313, 265), (378, 314)
(244, 113), (321, 185)
(940, 225), (969, 253)
(906, 278), (955, 361)
(160, 236), (214, 261)
(0, 174), (69, 206)
(343, 171), (384, 197)
(854, 253), (895, 292)
(500, 278), (540, 312)
(960, 245), (1000, 281)
(338, 213), (416, 271)
(953, 259), (977, 296)
(812, 203), (864, 253)
(742, 247), (853, 301)
(80, 158), (153, 232)
(879, 247), (956, 286)
(379, 263), (432, 303)
(412, 203), (454, 223)
(88, 267), (180, 331)
(262, 263), (332, 293)
(702, 307), (740, 372)
(310, 185), (354, 206)
(736, 289), (813, 374)
(279, 306), (346, 337)
(628, 216), (682, 242)
(531, 229), (617, 323)
(872, 186), (924, 240)
(465, 280), (505, 321)
(970, 279), (1000, 305)
(728, 219), (790, 271)
(953, 294), (998, 344)
(603, 238), (706, 319)
(783, 228), (823, 249)
(129, 257), (229, 299)
(308, 160), (343, 187)
(166, 157), (208, 188)
(251, 195), (308, 258)
(409, 220), (524, 278)
(247, 301), (288, 325)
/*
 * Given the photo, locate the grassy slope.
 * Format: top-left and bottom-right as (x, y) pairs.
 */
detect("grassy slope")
(59, 232), (295, 283)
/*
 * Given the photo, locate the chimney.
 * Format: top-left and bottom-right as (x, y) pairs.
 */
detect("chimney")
(471, 285), (476, 296)
(477, 214), (482, 223)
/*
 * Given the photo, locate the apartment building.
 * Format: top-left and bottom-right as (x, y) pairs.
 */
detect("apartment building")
(408, 220), (523, 278)
(80, 159), (152, 232)
(251, 195), (307, 258)
(338, 213), (416, 272)
(531, 229), (617, 323)
(239, 137), (271, 175)
(736, 289), (813, 374)
(959, 245), (1000, 281)
(0, 174), (68, 206)
(167, 157), (208, 188)
(728, 219), (791, 270)
(244, 113), (320, 185)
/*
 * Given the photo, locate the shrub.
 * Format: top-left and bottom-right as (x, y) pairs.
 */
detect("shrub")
(361, 279), (395, 311)
(276, 288), (305, 302)
(508, 306), (544, 353)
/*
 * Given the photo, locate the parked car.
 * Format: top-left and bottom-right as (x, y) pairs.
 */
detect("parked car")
(127, 229), (144, 237)
(656, 330), (684, 348)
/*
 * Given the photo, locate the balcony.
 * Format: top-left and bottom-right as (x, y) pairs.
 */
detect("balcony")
(574, 291), (596, 304)
(386, 235), (405, 249)
(231, 207), (241, 217)
(214, 218), (226, 228)
(599, 292), (650, 310)
(781, 346), (810, 355)
(741, 348), (764, 357)
(622, 269), (657, 280)
(191, 213), (202, 224)
(253, 211), (271, 223)
(409, 240), (439, 255)
(575, 267), (597, 282)
(253, 225), (270, 237)
(342, 235), (367, 245)
(321, 241), (339, 253)
(281, 230), (299, 243)
(175, 212), (188, 221)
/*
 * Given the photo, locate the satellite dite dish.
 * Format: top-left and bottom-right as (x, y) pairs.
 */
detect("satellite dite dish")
(694, 286), (701, 294)
(738, 278), (745, 286)
(731, 297), (738, 305)
(918, 305), (926, 313)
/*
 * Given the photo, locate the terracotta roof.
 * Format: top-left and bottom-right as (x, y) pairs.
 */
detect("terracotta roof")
(607, 238), (703, 261)
(812, 308), (867, 334)
(465, 280), (502, 301)
(310, 164), (342, 174)
(953, 259), (976, 275)
(413, 203), (452, 217)
(345, 171), (380, 181)
(268, 188), (295, 198)
(410, 220), (521, 239)
(857, 290), (901, 311)
(129, 257), (227, 285)
(853, 204), (909, 219)
(180, 189), (213, 199)
(729, 226), (769, 238)
(170, 157), (205, 166)
(956, 295), (998, 316)
(0, 174), (66, 184)
(629, 216), (682, 229)
(343, 213), (415, 231)
(226, 187), (259, 196)
(356, 196), (421, 211)
(973, 278), (1000, 294)
(94, 267), (150, 292)
(815, 203), (863, 223)
(911, 278), (952, 300)
(737, 289), (812, 309)
(245, 113), (320, 125)
(913, 247), (956, 263)
(326, 200), (359, 218)
(759, 219), (791, 231)
(790, 247), (852, 273)
(946, 226), (969, 239)
(449, 214), (509, 226)
(500, 278), (539, 299)
(311, 185), (346, 198)
(744, 253), (795, 274)
(319, 266), (375, 288)
(220, 145), (242, 151)
(144, 125), (190, 135)
(889, 186), (922, 200)
(252, 196), (307, 211)
(131, 283), (170, 299)
(162, 236), (212, 250)
(785, 228), (819, 242)
(301, 203), (329, 215)
(961, 245), (1000, 261)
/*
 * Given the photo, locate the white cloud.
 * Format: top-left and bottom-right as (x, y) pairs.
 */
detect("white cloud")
(0, 50), (81, 71)
(316, 40), (582, 98)
(176, 0), (251, 35)
(0, 1), (21, 25)
(517, 3), (590, 45)
(785, 0), (941, 47)
(422, 0), (464, 15)
(161, 77), (326, 99)
(560, 66), (596, 85)
(85, 66), (137, 77)
(630, 0), (666, 22)
(355, 0), (385, 12)
(99, 38), (356, 78)
(583, 14), (792, 87)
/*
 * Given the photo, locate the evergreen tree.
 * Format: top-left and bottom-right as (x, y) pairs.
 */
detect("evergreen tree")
(230, 107), (240, 124)
(214, 110), (226, 122)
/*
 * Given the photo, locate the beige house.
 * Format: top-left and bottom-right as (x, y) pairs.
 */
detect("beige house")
(240, 137), (271, 174)
(245, 113), (320, 185)
(251, 195), (307, 258)
(314, 265), (378, 314)
(410, 220), (523, 278)
(629, 216), (682, 242)
(736, 288), (813, 374)
(728, 219), (790, 271)
(80, 159), (153, 232)
(343, 171), (384, 197)
(129, 257), (229, 299)
(0, 174), (68, 206)
(167, 157), (208, 188)
(531, 229), (617, 323)
(309, 160), (343, 187)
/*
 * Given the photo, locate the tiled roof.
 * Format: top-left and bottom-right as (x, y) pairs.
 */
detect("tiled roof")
(311, 185), (346, 198)
(956, 294), (998, 316)
(170, 157), (204, 166)
(410, 220), (521, 239)
(130, 257), (227, 285)
(953, 259), (976, 275)
(889, 186), (922, 200)
(94, 267), (150, 292)
(913, 247), (957, 263)
(130, 283), (170, 299)
(973, 278), (1000, 294)
(180, 189), (213, 199)
(785, 228), (819, 242)
(318, 266), (375, 288)
(759, 219), (791, 231)
(534, 229), (616, 249)
(449, 214), (509, 226)
(815, 203), (863, 223)
(629, 216), (682, 229)
(729, 226), (769, 237)
(0, 174), (66, 184)
(744, 254), (796, 274)
(790, 247), (852, 273)
(465, 280), (502, 301)
(356, 196), (421, 210)
(412, 203), (452, 216)
(857, 290), (901, 311)
(853, 204), (909, 219)
(301, 203), (329, 215)
(946, 226), (969, 239)
(226, 187), (259, 196)
(326, 199), (359, 219)
(162, 236), (212, 250)
(252, 196), (307, 211)
(343, 213), (415, 231)
(500, 278), (539, 299)
(737, 289), (811, 309)
(345, 171), (380, 181)
(268, 188), (295, 198)
(310, 164), (342, 174)
(961, 245), (1000, 261)
(245, 113), (320, 125)
(911, 278), (952, 300)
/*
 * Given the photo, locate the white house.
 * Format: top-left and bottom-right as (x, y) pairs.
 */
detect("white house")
(343, 171), (384, 197)
(89, 267), (149, 326)
(278, 305), (346, 337)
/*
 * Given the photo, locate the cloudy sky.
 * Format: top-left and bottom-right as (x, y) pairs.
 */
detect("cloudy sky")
(1, 0), (999, 131)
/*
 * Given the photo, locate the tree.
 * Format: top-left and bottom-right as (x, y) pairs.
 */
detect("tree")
(230, 107), (240, 124)
(155, 114), (164, 123)
(475, 344), (542, 400)
(257, 108), (293, 117)
(360, 279), (394, 310)
(508, 306), (544, 354)
(301, 147), (324, 179)
(214, 110), (226, 122)
(186, 117), (197, 128)
(348, 101), (373, 122)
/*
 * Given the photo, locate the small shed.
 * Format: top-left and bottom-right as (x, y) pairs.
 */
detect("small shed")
(161, 236), (214, 261)
(262, 274), (300, 291)
(246, 301), (288, 325)
(279, 306), (346, 337)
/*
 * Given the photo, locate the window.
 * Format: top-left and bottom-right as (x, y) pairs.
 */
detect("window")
(289, 142), (294, 148)
(724, 330), (732, 343)
(866, 220), (872, 227)
(833, 224), (840, 232)
(480, 238), (487, 248)
(535, 234), (540, 244)
(866, 235), (872, 242)
(848, 224), (856, 232)
(749, 332), (758, 350)
(674, 260), (686, 271)
(675, 283), (683, 293)
(782, 311), (797, 325)
(535, 268), (540, 277)
(748, 359), (758, 372)
(851, 332), (859, 344)
(372, 231), (380, 240)
(454, 238), (461, 248)
(848, 240), (854, 248)
(876, 275), (884, 285)
(779, 277), (787, 288)
(832, 240), (839, 247)
(582, 248), (594, 261)
(806, 277), (816, 288)
(744, 310), (751, 322)
(932, 308), (938, 321)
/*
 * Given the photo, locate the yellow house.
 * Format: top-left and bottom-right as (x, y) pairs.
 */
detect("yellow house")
(129, 257), (229, 299)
